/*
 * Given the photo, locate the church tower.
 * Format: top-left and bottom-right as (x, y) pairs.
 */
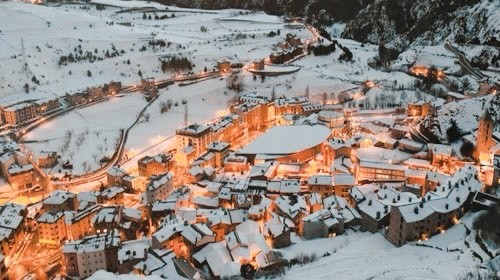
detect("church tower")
(474, 110), (494, 163)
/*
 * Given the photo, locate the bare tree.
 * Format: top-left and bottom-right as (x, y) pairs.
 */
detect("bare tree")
(226, 74), (245, 93)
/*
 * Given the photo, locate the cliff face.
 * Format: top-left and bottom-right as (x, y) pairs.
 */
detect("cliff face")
(341, 0), (499, 48)
(157, 0), (500, 48)
(156, 0), (366, 20)
(156, 0), (287, 14)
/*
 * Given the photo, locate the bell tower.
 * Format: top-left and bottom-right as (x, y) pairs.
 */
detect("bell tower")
(474, 111), (494, 163)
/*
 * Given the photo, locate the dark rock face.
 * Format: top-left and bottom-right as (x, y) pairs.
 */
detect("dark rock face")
(155, 0), (366, 20)
(156, 0), (498, 48)
(154, 0), (287, 14)
(341, 0), (481, 47)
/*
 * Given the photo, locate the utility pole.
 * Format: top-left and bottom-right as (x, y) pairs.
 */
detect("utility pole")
(184, 104), (188, 127)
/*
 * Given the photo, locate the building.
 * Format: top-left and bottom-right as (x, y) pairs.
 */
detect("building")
(386, 167), (481, 246)
(105, 81), (122, 95)
(141, 78), (158, 100)
(37, 212), (66, 247)
(474, 111), (494, 163)
(356, 161), (407, 183)
(176, 124), (213, 162)
(407, 101), (433, 117)
(357, 195), (391, 233)
(224, 154), (248, 173)
(122, 175), (148, 193)
(390, 125), (409, 140)
(237, 125), (331, 164)
(138, 154), (173, 177)
(300, 208), (344, 239)
(210, 115), (242, 144)
(252, 60), (265, 70)
(0, 150), (35, 191)
(63, 229), (120, 278)
(180, 223), (216, 259)
(322, 139), (353, 167)
(0, 203), (26, 256)
(106, 166), (128, 186)
(493, 153), (500, 187)
(87, 86), (105, 101)
(317, 110), (345, 130)
(0, 97), (60, 126)
(217, 61), (231, 73)
(1, 101), (38, 125)
(144, 173), (174, 204)
(43, 190), (77, 213)
(38, 151), (58, 168)
(117, 238), (151, 273)
(206, 141), (230, 168)
(0, 254), (7, 280)
(101, 186), (126, 204)
(152, 218), (186, 255)
(65, 204), (101, 241)
(333, 173), (355, 202)
(428, 144), (453, 166)
(307, 175), (333, 197)
(263, 215), (292, 248)
(5, 163), (34, 191)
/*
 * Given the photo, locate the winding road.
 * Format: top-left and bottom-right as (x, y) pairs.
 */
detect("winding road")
(445, 42), (489, 81)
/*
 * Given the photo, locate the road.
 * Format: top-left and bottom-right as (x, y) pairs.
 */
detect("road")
(12, 22), (323, 190)
(52, 93), (161, 188)
(445, 42), (489, 81)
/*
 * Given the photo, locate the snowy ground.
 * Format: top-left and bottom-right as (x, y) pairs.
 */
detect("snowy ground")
(284, 213), (488, 280)
(1, 1), (496, 279)
(23, 94), (147, 175)
(1, 0), (434, 176)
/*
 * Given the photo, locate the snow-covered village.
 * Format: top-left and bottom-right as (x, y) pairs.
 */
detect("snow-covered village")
(0, 0), (499, 279)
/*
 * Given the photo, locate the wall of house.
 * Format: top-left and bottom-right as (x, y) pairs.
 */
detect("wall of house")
(360, 212), (381, 233)
(309, 185), (334, 197)
(300, 221), (327, 240)
(76, 250), (107, 278)
(8, 170), (34, 191)
(64, 252), (80, 277)
(66, 216), (94, 241)
(271, 230), (291, 249)
(38, 218), (66, 247)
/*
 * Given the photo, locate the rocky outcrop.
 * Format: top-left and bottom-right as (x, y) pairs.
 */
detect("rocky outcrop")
(155, 0), (366, 20)
(156, 0), (500, 48)
(341, 0), (499, 48)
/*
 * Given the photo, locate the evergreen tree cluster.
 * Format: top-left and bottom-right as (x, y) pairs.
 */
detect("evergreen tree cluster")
(58, 44), (125, 66)
(160, 56), (193, 73)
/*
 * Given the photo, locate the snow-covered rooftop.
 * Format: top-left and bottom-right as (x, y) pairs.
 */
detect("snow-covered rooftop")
(238, 125), (330, 155)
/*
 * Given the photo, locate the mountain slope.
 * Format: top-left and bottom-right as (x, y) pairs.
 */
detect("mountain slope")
(156, 0), (500, 48)
(342, 0), (500, 48)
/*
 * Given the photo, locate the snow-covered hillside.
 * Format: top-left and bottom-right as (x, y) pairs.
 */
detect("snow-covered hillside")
(287, 213), (491, 279)
(1, 0), (429, 177)
(0, 0), (299, 101)
(341, 0), (500, 48)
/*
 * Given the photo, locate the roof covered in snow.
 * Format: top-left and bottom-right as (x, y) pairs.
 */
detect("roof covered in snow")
(238, 125), (330, 155)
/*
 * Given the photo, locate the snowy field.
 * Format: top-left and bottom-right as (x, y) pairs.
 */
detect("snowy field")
(0, 0), (434, 176)
(286, 212), (489, 280)
(23, 94), (147, 175)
